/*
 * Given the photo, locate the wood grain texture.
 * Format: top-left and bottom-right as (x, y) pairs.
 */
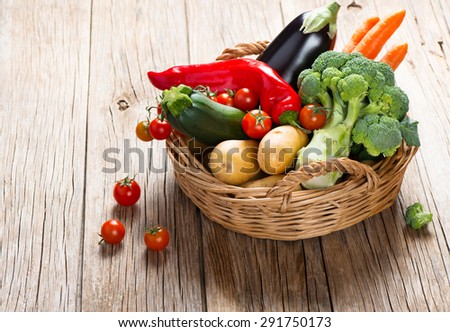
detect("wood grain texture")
(79, 0), (204, 311)
(1, 0), (449, 312)
(0, 0), (91, 311)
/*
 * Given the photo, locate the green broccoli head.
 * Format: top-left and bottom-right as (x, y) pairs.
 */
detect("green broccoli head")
(321, 67), (343, 89)
(378, 85), (409, 120)
(360, 85), (409, 121)
(299, 71), (323, 97)
(372, 61), (396, 86)
(337, 74), (368, 102)
(341, 56), (386, 99)
(301, 95), (319, 105)
(367, 71), (387, 101)
(311, 50), (351, 72)
(297, 68), (315, 89)
(405, 203), (433, 229)
(352, 114), (402, 157)
(350, 142), (382, 162)
(298, 71), (333, 108)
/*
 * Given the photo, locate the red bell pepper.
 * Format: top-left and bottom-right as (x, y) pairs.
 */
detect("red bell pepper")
(147, 58), (302, 125)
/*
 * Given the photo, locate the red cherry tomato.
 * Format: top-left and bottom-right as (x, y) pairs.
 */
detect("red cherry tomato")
(299, 104), (327, 131)
(100, 219), (125, 245)
(241, 109), (272, 139)
(216, 92), (234, 107)
(135, 120), (153, 142)
(113, 176), (141, 206)
(234, 88), (258, 111)
(149, 118), (172, 140)
(144, 226), (170, 251)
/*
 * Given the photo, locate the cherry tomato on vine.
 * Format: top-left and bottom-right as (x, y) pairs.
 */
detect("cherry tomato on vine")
(113, 175), (141, 206)
(241, 109), (272, 139)
(99, 219), (125, 245)
(234, 88), (258, 111)
(216, 92), (234, 107)
(209, 95), (218, 102)
(135, 120), (153, 142)
(299, 104), (327, 131)
(144, 226), (170, 251)
(149, 118), (172, 140)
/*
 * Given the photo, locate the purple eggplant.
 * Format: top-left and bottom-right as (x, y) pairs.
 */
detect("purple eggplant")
(257, 2), (340, 90)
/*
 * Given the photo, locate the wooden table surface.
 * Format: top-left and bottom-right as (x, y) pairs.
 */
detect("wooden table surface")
(1, 0), (449, 312)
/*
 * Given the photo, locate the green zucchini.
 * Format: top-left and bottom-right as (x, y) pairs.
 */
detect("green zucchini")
(162, 86), (248, 146)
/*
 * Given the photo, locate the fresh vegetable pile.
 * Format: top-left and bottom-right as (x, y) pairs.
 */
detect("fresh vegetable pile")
(141, 2), (420, 199)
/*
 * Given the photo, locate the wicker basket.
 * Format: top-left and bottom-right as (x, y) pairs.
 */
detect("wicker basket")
(165, 42), (418, 241)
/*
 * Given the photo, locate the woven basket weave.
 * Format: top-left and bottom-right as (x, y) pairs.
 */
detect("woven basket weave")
(165, 42), (418, 241)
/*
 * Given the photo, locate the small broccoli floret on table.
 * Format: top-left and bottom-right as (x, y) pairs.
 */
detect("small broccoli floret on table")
(405, 203), (433, 229)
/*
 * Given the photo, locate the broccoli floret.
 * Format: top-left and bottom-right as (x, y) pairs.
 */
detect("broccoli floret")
(352, 114), (402, 157)
(321, 67), (345, 127)
(298, 71), (333, 109)
(373, 61), (396, 86)
(341, 56), (386, 100)
(321, 67), (343, 89)
(350, 143), (381, 163)
(311, 50), (351, 72)
(360, 85), (409, 121)
(405, 203), (433, 229)
(337, 74), (368, 125)
(297, 68), (314, 89)
(301, 95), (319, 105)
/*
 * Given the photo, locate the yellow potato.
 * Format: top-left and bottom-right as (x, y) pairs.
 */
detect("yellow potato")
(240, 174), (285, 188)
(240, 174), (301, 191)
(208, 140), (260, 185)
(258, 125), (309, 174)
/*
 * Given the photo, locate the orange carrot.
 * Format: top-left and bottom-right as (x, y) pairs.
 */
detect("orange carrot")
(342, 16), (380, 53)
(352, 9), (406, 59)
(380, 43), (408, 70)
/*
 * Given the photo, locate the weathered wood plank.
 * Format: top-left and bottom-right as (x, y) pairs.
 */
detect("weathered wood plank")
(0, 0), (91, 311)
(80, 0), (204, 311)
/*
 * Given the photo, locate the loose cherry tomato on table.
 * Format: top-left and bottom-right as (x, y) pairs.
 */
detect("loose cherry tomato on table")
(113, 175), (141, 206)
(149, 118), (172, 140)
(99, 219), (125, 245)
(241, 109), (272, 139)
(216, 92), (234, 107)
(135, 120), (153, 142)
(144, 226), (170, 251)
(299, 103), (327, 131)
(234, 88), (258, 111)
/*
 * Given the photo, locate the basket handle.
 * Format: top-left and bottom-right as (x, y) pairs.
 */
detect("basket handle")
(215, 41), (269, 60)
(266, 158), (381, 212)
